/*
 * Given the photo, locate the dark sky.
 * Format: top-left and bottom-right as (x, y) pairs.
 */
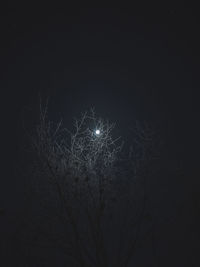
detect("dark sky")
(1, 5), (200, 266)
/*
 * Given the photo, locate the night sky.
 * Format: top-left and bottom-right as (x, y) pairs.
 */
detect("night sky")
(1, 5), (200, 266)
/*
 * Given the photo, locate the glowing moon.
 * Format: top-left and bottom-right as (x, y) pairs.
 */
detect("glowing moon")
(95, 129), (100, 135)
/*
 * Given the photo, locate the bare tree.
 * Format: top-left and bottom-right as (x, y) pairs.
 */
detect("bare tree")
(21, 99), (160, 267)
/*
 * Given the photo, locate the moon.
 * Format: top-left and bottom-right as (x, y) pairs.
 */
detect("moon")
(95, 129), (100, 135)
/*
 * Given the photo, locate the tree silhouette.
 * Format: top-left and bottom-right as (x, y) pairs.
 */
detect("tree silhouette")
(20, 99), (161, 267)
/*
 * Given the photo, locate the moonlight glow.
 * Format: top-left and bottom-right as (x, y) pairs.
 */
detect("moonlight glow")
(95, 129), (100, 135)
